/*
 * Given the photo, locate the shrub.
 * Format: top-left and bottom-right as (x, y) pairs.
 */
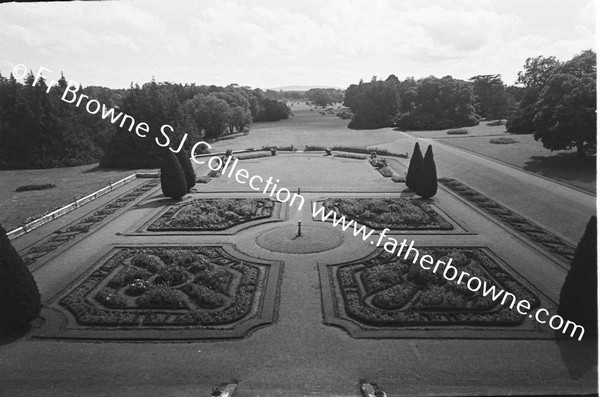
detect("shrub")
(136, 285), (185, 309)
(153, 266), (188, 286)
(415, 145), (438, 199)
(160, 151), (188, 200)
(369, 158), (388, 168)
(405, 142), (423, 190)
(378, 166), (394, 177)
(334, 153), (367, 160)
(336, 110), (353, 120)
(447, 129), (468, 135)
(303, 145), (325, 152)
(338, 146), (390, 156)
(489, 137), (518, 144)
(260, 145), (295, 152)
(487, 120), (506, 126)
(0, 224), (42, 334)
(15, 183), (56, 192)
(237, 152), (271, 160)
(175, 149), (196, 192)
(182, 284), (224, 309)
(558, 216), (597, 339)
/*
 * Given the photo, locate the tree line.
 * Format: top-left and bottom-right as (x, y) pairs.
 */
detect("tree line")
(0, 75), (291, 169)
(342, 50), (595, 157)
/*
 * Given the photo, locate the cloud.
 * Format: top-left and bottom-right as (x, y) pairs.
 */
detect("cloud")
(0, 0), (594, 88)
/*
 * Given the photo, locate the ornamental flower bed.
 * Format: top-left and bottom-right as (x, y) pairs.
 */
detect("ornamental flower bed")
(60, 247), (266, 327)
(332, 248), (541, 327)
(321, 198), (453, 230)
(148, 198), (274, 231)
(439, 178), (576, 262)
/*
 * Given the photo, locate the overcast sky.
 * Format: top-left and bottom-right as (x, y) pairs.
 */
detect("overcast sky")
(0, 0), (595, 90)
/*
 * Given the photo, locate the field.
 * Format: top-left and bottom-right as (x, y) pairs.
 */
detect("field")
(210, 102), (404, 152)
(0, 164), (135, 230)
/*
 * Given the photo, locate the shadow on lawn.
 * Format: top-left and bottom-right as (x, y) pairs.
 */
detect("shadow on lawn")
(523, 153), (596, 191)
(134, 197), (180, 210)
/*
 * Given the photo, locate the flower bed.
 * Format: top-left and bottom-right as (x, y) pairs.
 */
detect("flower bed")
(439, 178), (576, 262)
(148, 198), (274, 231)
(60, 246), (266, 326)
(21, 179), (159, 267)
(321, 198), (453, 230)
(332, 248), (541, 327)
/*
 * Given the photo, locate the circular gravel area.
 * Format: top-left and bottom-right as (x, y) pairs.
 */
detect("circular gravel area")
(256, 225), (344, 254)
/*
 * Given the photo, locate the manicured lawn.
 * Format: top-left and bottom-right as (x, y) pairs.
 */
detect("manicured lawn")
(0, 164), (137, 230)
(403, 121), (509, 139)
(438, 134), (595, 193)
(209, 103), (407, 152)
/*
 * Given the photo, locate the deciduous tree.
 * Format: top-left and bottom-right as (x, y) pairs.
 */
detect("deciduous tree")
(533, 50), (596, 158)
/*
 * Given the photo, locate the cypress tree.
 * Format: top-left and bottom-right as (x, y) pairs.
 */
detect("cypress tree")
(558, 216), (597, 339)
(415, 145), (438, 199)
(160, 150), (188, 200)
(175, 149), (196, 192)
(405, 142), (423, 190)
(0, 224), (42, 335)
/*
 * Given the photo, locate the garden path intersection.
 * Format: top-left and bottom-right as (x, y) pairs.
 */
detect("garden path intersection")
(207, 152), (585, 341)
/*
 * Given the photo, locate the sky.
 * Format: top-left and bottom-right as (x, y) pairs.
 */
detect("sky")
(0, 0), (595, 90)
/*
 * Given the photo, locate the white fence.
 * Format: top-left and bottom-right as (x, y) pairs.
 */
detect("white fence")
(7, 173), (140, 240)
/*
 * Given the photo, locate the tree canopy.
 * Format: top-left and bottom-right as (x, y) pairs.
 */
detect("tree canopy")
(469, 74), (508, 120)
(533, 50), (596, 157)
(0, 74), (291, 169)
(506, 55), (561, 133)
(343, 75), (478, 130)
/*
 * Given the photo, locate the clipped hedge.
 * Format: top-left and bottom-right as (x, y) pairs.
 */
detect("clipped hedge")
(558, 216), (597, 339)
(175, 149), (196, 192)
(415, 145), (438, 199)
(405, 142), (423, 190)
(160, 151), (188, 200)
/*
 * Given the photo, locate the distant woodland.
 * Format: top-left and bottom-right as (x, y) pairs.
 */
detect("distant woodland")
(0, 50), (595, 170)
(0, 75), (290, 169)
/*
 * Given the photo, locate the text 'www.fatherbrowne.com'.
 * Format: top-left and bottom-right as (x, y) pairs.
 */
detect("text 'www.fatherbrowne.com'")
(311, 203), (586, 341)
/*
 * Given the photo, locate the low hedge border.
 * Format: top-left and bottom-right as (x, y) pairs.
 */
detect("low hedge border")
(439, 177), (576, 263)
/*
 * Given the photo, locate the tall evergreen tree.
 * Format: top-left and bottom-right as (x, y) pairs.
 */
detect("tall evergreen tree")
(160, 150), (188, 199)
(0, 224), (42, 334)
(558, 215), (597, 339)
(175, 149), (196, 192)
(415, 145), (438, 199)
(405, 142), (423, 190)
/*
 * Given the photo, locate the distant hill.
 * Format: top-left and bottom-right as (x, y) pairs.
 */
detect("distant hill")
(266, 85), (343, 92)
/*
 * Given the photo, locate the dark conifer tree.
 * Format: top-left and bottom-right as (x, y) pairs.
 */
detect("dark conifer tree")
(558, 216), (597, 339)
(175, 149), (196, 191)
(405, 142), (423, 190)
(160, 150), (188, 199)
(0, 224), (42, 334)
(415, 145), (438, 199)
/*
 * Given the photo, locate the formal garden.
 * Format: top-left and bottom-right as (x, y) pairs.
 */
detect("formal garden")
(0, 95), (596, 396)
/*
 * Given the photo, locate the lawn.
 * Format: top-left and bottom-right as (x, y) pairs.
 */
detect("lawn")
(209, 103), (406, 153)
(0, 164), (137, 230)
(438, 134), (596, 193)
(402, 121), (509, 139)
